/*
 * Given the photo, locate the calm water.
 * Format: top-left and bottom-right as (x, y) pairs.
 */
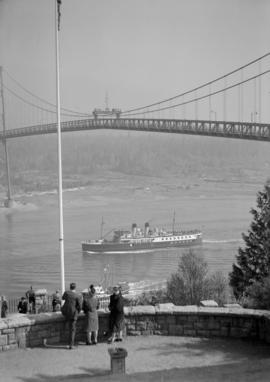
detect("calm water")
(0, 177), (259, 298)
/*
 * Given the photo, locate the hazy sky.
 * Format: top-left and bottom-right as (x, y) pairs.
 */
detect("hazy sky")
(1, 0), (270, 120)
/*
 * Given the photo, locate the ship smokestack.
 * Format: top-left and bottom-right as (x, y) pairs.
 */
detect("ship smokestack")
(144, 222), (150, 236)
(132, 223), (137, 237)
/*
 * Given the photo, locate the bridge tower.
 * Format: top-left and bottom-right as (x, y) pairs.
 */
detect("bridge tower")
(0, 67), (13, 208)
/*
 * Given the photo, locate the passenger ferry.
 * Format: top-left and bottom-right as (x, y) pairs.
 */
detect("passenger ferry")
(82, 221), (202, 254)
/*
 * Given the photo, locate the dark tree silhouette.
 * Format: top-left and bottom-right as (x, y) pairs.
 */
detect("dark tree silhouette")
(229, 181), (270, 299)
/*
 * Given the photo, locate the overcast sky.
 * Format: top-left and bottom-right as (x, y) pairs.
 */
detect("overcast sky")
(1, 0), (270, 121)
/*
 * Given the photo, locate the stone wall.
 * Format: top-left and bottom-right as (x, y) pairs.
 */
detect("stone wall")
(1, 305), (270, 352)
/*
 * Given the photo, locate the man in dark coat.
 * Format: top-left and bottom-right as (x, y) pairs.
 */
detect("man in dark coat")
(18, 297), (28, 314)
(61, 282), (82, 349)
(107, 286), (125, 343)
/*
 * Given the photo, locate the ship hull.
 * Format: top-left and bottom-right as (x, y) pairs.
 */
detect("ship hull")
(82, 237), (202, 254)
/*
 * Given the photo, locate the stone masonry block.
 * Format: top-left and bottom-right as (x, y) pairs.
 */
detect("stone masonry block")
(232, 318), (242, 327)
(196, 330), (210, 337)
(34, 329), (51, 339)
(183, 323), (194, 330)
(0, 335), (7, 346)
(2, 344), (18, 351)
(127, 331), (141, 336)
(183, 329), (196, 336)
(169, 324), (184, 336)
(142, 330), (153, 336)
(136, 321), (147, 331)
(127, 324), (136, 331)
(156, 316), (166, 324)
(219, 319), (232, 328)
(220, 327), (230, 337)
(230, 327), (248, 338)
(45, 335), (61, 344)
(265, 333), (270, 344)
(209, 330), (221, 337)
(175, 315), (188, 324)
(240, 319), (250, 328)
(207, 318), (220, 330)
(29, 325), (43, 333)
(194, 322), (207, 330)
(2, 329), (15, 334)
(145, 320), (155, 330)
(29, 337), (43, 347)
(166, 316), (176, 325)
(18, 334), (27, 349)
(187, 315), (197, 322)
(8, 333), (16, 343)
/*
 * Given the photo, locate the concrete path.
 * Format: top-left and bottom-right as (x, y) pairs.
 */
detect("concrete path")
(1, 336), (270, 382)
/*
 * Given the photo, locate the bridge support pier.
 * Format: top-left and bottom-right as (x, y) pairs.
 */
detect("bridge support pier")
(1, 66), (13, 208)
(1, 139), (13, 209)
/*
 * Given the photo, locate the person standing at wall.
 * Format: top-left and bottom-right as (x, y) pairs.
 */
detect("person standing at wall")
(18, 297), (28, 314)
(1, 296), (8, 318)
(26, 286), (35, 313)
(82, 285), (100, 345)
(52, 290), (61, 312)
(61, 282), (82, 349)
(107, 286), (125, 343)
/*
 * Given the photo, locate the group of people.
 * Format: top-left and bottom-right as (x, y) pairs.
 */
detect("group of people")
(2, 282), (125, 350)
(61, 282), (124, 349)
(17, 286), (36, 314)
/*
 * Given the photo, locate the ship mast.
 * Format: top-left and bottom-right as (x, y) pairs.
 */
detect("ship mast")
(100, 216), (105, 239)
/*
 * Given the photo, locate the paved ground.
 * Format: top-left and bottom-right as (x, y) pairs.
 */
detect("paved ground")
(1, 336), (270, 382)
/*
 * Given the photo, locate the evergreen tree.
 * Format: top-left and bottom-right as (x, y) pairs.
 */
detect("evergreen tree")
(229, 181), (270, 299)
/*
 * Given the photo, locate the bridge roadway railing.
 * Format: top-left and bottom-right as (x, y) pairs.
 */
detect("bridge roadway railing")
(1, 118), (270, 141)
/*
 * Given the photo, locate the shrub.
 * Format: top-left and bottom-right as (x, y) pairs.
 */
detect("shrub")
(206, 271), (230, 306)
(167, 250), (209, 305)
(124, 289), (169, 306)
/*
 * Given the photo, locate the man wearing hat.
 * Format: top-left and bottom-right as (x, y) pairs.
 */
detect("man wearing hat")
(61, 282), (82, 349)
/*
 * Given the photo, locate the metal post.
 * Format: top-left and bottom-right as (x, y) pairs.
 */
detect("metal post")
(0, 66), (13, 207)
(194, 90), (198, 120)
(223, 77), (227, 122)
(258, 61), (261, 123)
(55, 0), (65, 296)
(208, 83), (212, 121)
(254, 77), (257, 123)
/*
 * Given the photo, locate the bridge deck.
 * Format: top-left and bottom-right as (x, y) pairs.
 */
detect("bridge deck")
(1, 118), (270, 141)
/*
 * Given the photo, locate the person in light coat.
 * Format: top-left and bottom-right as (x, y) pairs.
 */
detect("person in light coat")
(83, 285), (100, 345)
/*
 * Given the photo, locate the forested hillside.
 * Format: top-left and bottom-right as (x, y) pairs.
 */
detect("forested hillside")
(0, 130), (269, 193)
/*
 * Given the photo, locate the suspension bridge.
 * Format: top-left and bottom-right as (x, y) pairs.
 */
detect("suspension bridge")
(1, 52), (270, 205)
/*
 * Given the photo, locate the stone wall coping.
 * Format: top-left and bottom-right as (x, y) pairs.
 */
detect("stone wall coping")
(3, 314), (35, 328)
(1, 305), (270, 330)
(124, 305), (156, 315)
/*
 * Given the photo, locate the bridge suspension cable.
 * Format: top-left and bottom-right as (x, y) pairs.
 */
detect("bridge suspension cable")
(3, 85), (88, 118)
(3, 68), (92, 118)
(123, 70), (270, 117)
(121, 52), (270, 115)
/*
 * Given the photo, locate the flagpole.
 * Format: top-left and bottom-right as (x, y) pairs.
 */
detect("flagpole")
(55, 0), (65, 296)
